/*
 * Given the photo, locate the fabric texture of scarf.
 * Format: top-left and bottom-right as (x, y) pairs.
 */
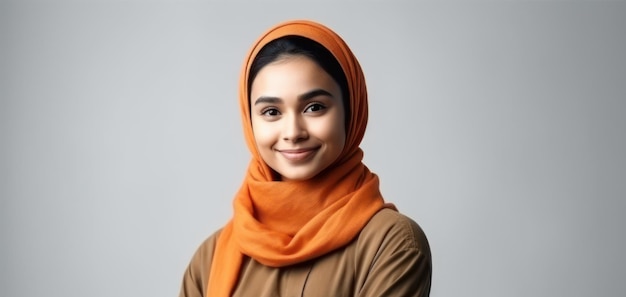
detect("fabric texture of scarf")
(206, 20), (390, 297)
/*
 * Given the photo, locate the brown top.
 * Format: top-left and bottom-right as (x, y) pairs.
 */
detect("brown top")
(179, 209), (432, 297)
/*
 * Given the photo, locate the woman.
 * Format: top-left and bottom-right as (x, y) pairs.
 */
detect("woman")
(179, 20), (432, 297)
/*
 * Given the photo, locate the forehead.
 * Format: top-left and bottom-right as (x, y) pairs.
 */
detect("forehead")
(250, 55), (341, 96)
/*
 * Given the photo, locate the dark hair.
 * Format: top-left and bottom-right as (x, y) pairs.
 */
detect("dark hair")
(248, 35), (350, 124)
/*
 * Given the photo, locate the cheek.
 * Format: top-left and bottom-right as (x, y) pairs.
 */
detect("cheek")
(332, 128), (347, 152)
(251, 119), (276, 149)
(312, 115), (346, 150)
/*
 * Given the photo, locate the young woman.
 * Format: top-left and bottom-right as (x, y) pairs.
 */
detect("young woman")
(179, 20), (432, 297)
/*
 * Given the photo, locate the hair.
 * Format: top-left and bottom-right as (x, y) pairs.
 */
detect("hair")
(248, 35), (350, 124)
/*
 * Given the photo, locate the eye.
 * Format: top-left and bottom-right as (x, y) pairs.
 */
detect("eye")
(261, 108), (280, 117)
(304, 103), (326, 113)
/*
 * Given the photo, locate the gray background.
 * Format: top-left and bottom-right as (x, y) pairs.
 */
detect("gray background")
(1, 1), (625, 296)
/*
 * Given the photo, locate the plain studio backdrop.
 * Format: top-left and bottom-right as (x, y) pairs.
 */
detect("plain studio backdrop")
(1, 1), (625, 296)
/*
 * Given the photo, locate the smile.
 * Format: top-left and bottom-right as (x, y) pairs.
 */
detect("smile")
(277, 147), (319, 162)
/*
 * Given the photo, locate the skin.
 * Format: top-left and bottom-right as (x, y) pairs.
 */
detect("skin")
(250, 55), (346, 181)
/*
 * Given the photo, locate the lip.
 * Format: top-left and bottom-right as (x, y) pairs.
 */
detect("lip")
(276, 147), (319, 162)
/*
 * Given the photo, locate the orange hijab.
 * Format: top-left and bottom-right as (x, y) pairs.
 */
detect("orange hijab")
(207, 20), (390, 297)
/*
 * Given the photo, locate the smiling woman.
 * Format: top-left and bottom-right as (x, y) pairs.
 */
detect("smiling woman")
(251, 53), (346, 181)
(178, 20), (432, 297)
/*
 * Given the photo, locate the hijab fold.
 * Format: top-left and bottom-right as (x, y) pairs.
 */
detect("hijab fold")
(206, 20), (391, 297)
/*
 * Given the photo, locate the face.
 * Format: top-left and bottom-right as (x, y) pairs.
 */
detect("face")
(250, 55), (346, 181)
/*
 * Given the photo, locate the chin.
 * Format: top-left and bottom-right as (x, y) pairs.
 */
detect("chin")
(279, 169), (320, 182)
(281, 174), (314, 181)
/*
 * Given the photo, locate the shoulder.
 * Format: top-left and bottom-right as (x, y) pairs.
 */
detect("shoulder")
(190, 228), (222, 268)
(179, 229), (222, 297)
(358, 208), (431, 255)
(352, 209), (432, 296)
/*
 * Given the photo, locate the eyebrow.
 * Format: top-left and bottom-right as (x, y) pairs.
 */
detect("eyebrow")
(253, 89), (334, 106)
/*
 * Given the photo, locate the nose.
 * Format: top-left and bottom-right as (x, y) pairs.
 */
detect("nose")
(282, 113), (308, 142)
